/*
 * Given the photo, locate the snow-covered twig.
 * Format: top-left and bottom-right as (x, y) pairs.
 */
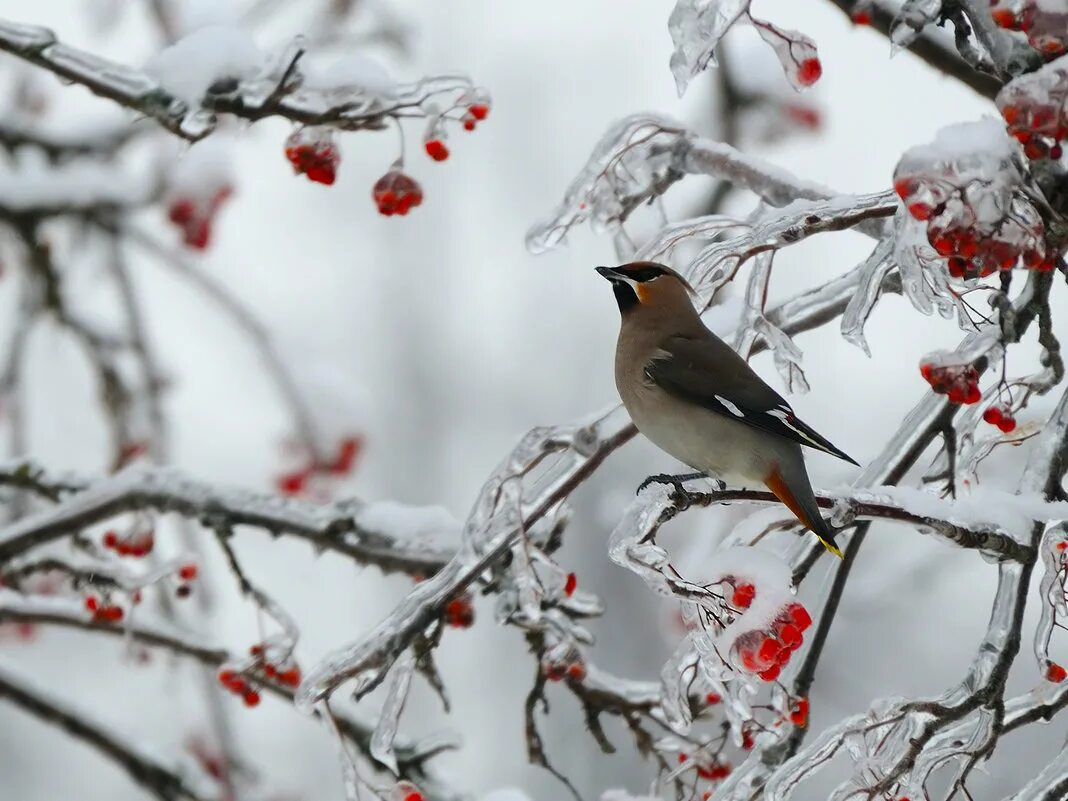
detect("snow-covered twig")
(0, 19), (483, 143)
(0, 465), (455, 576)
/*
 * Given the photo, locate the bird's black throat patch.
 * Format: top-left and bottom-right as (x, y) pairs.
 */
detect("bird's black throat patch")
(611, 280), (639, 312)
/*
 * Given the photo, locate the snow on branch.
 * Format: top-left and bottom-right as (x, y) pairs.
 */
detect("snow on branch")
(0, 19), (487, 143)
(0, 463), (455, 576)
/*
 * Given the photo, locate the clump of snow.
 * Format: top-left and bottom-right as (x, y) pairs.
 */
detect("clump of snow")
(898, 118), (1015, 169)
(302, 54), (397, 98)
(144, 25), (264, 108)
(357, 501), (461, 542)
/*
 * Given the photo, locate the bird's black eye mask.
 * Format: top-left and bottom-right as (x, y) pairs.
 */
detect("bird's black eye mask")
(621, 265), (667, 282)
(611, 280), (639, 312)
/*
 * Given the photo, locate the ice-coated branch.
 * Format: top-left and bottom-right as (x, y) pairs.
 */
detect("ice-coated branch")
(0, 19), (484, 143)
(824, 0), (1002, 99)
(0, 660), (213, 801)
(650, 482), (1035, 561)
(0, 465), (454, 576)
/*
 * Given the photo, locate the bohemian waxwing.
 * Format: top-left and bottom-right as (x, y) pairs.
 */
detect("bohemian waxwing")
(597, 261), (857, 557)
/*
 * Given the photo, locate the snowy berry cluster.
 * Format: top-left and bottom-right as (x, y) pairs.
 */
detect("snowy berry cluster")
(678, 752), (732, 782)
(102, 528), (155, 558)
(281, 95), (490, 219)
(895, 121), (1053, 277)
(919, 353), (981, 404)
(541, 640), (586, 682)
(997, 56), (1068, 161)
(728, 580), (813, 683)
(84, 595), (125, 623)
(276, 435), (363, 496)
(991, 1), (1068, 58)
(167, 186), (233, 250)
(373, 169), (424, 216)
(284, 127), (341, 185)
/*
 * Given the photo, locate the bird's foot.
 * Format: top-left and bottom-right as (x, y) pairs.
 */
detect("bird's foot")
(637, 472), (717, 497)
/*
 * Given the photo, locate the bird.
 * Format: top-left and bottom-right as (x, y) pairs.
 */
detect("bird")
(596, 261), (858, 557)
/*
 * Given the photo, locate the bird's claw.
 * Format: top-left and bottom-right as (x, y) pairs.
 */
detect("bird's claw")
(636, 472), (715, 497)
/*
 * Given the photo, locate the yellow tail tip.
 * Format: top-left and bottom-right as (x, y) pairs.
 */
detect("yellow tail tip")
(817, 535), (843, 559)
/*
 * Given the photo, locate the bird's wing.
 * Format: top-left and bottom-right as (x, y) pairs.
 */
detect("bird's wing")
(644, 333), (859, 466)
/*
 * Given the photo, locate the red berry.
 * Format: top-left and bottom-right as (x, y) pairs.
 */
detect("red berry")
(279, 668), (301, 686)
(1052, 144), (1063, 160)
(243, 689), (261, 707)
(1056, 542), (1067, 552)
(705, 692), (721, 705)
(741, 730), (755, 750)
(85, 596), (99, 612)
(778, 623), (803, 649)
(787, 603), (812, 631)
(998, 415), (1017, 433)
(564, 572), (577, 597)
(983, 406), (1003, 425)
(759, 664), (781, 682)
(797, 58), (822, 87)
(462, 116), (477, 132)
(852, 10), (872, 25)
(424, 139), (449, 161)
(404, 794), (424, 801)
(789, 697), (809, 726)
(103, 531), (118, 548)
(1047, 662), (1067, 683)
(178, 564), (197, 581)
(469, 103), (489, 120)
(566, 662), (586, 681)
(757, 636), (782, 664)
(732, 582), (756, 609)
(545, 664), (567, 682)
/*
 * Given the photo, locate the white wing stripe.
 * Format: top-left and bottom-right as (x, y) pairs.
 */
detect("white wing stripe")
(715, 395), (745, 417)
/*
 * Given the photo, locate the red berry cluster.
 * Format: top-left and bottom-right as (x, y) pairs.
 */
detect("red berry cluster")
(919, 356), (981, 404)
(102, 528), (154, 557)
(731, 581), (756, 609)
(991, 1), (1068, 58)
(167, 186), (232, 250)
(895, 171), (1052, 278)
(444, 592), (475, 628)
(678, 752), (732, 781)
(373, 170), (424, 217)
(248, 642), (302, 687)
(461, 102), (490, 132)
(276, 435), (364, 496)
(217, 669), (262, 707)
(998, 61), (1068, 161)
(85, 596), (124, 622)
(284, 127), (340, 185)
(732, 602), (812, 682)
(983, 403), (1018, 432)
(543, 652), (586, 682)
(1047, 661), (1068, 682)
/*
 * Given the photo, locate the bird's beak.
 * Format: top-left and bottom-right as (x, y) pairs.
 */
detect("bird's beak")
(596, 265), (623, 281)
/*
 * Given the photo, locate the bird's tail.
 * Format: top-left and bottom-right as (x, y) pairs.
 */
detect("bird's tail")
(764, 464), (843, 559)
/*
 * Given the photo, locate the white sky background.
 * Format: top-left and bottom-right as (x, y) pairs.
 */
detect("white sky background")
(1, 1), (1063, 800)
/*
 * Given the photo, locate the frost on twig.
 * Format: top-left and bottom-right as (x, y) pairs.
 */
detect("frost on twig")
(0, 19), (486, 143)
(667, 1), (822, 97)
(525, 114), (692, 254)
